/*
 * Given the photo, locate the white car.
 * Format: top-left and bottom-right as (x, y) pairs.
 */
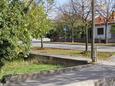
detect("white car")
(32, 38), (51, 42)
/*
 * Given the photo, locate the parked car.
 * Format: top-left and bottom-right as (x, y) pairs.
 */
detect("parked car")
(32, 38), (51, 43)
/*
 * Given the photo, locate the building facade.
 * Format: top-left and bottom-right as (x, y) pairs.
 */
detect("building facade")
(95, 12), (115, 43)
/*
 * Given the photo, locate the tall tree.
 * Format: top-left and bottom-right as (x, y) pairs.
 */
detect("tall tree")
(57, 3), (84, 43)
(70, 0), (91, 51)
(56, 0), (91, 50)
(27, 3), (52, 48)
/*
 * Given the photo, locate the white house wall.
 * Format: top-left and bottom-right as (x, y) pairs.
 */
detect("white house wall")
(95, 25), (111, 39)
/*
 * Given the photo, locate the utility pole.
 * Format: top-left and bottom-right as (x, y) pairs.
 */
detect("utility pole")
(91, 0), (96, 62)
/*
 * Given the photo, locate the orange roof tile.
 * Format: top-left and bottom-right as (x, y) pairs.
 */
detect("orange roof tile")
(95, 12), (115, 26)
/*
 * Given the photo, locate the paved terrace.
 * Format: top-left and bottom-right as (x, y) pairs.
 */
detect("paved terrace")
(3, 64), (115, 86)
(2, 52), (115, 86)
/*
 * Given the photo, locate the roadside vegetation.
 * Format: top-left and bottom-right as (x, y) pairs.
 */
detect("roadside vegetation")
(0, 0), (55, 79)
(0, 0), (53, 66)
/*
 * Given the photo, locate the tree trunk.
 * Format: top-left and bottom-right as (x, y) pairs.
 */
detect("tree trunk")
(105, 4), (109, 44)
(71, 27), (74, 43)
(85, 26), (88, 52)
(40, 36), (43, 48)
(105, 21), (108, 44)
(64, 30), (66, 42)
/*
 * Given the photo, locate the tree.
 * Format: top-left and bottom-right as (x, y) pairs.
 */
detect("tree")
(24, 0), (54, 48)
(47, 19), (71, 42)
(0, 0), (31, 64)
(27, 3), (52, 48)
(56, 0), (91, 51)
(0, 0), (54, 65)
(69, 0), (91, 51)
(57, 3), (84, 43)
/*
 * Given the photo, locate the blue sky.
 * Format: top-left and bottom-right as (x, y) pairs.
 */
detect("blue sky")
(56, 0), (69, 6)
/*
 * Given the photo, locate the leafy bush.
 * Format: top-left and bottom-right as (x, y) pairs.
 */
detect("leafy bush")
(0, 0), (31, 63)
(0, 0), (53, 64)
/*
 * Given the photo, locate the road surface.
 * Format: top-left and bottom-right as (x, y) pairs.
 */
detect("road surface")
(32, 42), (115, 52)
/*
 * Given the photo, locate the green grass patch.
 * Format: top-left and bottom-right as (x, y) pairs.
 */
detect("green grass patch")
(0, 60), (62, 79)
(33, 48), (114, 60)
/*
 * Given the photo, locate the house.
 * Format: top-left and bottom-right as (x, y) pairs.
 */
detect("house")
(94, 11), (115, 43)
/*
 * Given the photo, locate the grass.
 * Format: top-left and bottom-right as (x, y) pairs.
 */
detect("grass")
(0, 60), (62, 79)
(33, 48), (114, 60)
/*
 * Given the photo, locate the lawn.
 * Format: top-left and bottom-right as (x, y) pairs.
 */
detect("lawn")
(32, 48), (114, 60)
(0, 60), (62, 79)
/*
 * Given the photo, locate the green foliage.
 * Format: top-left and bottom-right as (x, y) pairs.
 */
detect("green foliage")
(0, 0), (53, 63)
(27, 3), (53, 39)
(0, 0), (31, 63)
(111, 24), (115, 34)
(47, 19), (88, 41)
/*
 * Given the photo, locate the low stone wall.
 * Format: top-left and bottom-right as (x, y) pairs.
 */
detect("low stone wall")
(29, 54), (89, 67)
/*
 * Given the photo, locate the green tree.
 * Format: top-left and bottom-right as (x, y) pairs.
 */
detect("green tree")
(0, 0), (54, 65)
(27, 3), (52, 48)
(0, 0), (31, 64)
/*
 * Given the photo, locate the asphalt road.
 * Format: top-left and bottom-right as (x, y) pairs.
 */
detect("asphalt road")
(32, 42), (115, 52)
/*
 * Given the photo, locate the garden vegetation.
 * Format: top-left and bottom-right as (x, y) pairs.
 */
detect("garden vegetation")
(0, 0), (53, 66)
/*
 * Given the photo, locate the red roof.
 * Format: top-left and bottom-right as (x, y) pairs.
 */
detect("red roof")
(95, 12), (115, 26)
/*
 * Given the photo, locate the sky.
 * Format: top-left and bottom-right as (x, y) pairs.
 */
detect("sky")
(56, 0), (69, 7)
(48, 0), (69, 19)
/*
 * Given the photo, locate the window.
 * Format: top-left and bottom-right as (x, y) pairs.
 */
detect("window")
(97, 28), (104, 35)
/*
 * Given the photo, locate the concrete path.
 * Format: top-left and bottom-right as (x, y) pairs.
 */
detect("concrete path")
(32, 42), (115, 52)
(4, 64), (115, 86)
